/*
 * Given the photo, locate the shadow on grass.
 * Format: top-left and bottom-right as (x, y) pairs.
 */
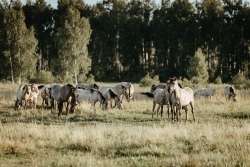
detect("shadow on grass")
(218, 112), (250, 119)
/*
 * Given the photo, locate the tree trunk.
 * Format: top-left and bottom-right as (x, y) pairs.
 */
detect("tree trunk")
(74, 59), (78, 84)
(9, 56), (14, 84)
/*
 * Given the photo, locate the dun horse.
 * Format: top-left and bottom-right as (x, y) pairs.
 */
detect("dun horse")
(77, 88), (107, 111)
(169, 77), (195, 122)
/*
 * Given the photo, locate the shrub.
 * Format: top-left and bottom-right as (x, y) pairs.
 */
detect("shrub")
(214, 76), (222, 84)
(139, 74), (160, 87)
(30, 71), (54, 83)
(232, 73), (246, 85)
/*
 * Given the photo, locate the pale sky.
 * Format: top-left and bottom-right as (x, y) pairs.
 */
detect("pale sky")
(19, 0), (168, 8)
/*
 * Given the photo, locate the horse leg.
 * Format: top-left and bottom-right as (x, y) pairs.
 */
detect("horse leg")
(58, 102), (63, 117)
(160, 104), (163, 118)
(152, 102), (156, 118)
(65, 102), (69, 115)
(167, 104), (170, 119)
(190, 103), (195, 122)
(156, 105), (160, 117)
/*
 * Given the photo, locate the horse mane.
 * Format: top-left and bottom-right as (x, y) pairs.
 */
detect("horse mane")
(97, 90), (106, 101)
(93, 83), (99, 89)
(109, 89), (119, 99)
(66, 84), (74, 88)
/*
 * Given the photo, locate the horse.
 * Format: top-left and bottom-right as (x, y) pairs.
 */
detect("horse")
(77, 88), (107, 111)
(76, 83), (99, 90)
(224, 86), (237, 102)
(150, 84), (166, 94)
(14, 84), (31, 111)
(38, 85), (51, 108)
(99, 85), (128, 109)
(99, 88), (123, 109)
(152, 88), (170, 118)
(50, 84), (78, 117)
(169, 77), (195, 122)
(28, 84), (39, 109)
(194, 88), (215, 99)
(120, 82), (134, 102)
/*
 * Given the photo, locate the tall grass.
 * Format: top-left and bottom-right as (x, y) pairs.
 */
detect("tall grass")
(0, 83), (249, 167)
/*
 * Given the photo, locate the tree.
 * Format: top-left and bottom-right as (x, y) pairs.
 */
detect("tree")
(2, 1), (38, 84)
(188, 48), (209, 86)
(54, 6), (91, 83)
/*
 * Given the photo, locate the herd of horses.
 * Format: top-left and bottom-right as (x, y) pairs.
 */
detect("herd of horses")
(14, 77), (237, 122)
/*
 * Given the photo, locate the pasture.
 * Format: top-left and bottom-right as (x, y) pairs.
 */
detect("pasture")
(0, 83), (250, 167)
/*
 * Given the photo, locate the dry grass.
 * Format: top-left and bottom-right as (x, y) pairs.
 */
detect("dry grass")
(0, 83), (250, 167)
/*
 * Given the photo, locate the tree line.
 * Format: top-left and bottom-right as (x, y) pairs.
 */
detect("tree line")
(0, 0), (249, 84)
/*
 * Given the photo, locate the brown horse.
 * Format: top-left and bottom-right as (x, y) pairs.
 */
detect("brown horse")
(50, 84), (78, 117)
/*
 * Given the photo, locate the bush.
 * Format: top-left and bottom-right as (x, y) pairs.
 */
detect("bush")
(30, 71), (54, 83)
(139, 74), (160, 87)
(214, 76), (222, 84)
(232, 73), (246, 85)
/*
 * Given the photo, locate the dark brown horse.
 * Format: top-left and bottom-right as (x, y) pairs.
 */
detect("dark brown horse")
(50, 84), (78, 117)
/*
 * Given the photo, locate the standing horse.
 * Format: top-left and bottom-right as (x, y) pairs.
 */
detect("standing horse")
(99, 88), (122, 109)
(169, 77), (195, 122)
(76, 83), (99, 90)
(77, 88), (107, 111)
(50, 84), (78, 117)
(152, 88), (170, 118)
(38, 85), (51, 108)
(120, 82), (134, 102)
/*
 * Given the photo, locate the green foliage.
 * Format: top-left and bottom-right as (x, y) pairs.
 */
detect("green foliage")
(77, 74), (95, 84)
(231, 74), (250, 89)
(54, 6), (91, 84)
(188, 48), (209, 86)
(214, 76), (222, 84)
(30, 71), (54, 84)
(139, 74), (160, 87)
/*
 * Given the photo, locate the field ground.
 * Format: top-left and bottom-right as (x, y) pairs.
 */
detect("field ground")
(0, 83), (250, 167)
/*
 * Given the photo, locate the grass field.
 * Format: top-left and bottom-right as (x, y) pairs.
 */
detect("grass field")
(0, 83), (250, 167)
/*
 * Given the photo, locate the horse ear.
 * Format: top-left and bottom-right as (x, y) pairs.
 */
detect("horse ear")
(90, 88), (94, 93)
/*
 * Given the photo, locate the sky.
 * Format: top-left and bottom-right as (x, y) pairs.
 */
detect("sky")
(19, 0), (168, 8)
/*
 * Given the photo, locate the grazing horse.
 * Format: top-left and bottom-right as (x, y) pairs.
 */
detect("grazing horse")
(28, 84), (39, 109)
(99, 85), (128, 108)
(77, 88), (107, 111)
(194, 88), (215, 99)
(76, 83), (99, 90)
(152, 88), (170, 118)
(225, 86), (237, 102)
(120, 82), (135, 102)
(50, 84), (78, 117)
(99, 88), (122, 109)
(169, 77), (195, 122)
(38, 85), (51, 108)
(15, 84), (32, 111)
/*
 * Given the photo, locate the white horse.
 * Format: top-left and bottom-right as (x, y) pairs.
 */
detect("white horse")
(77, 89), (107, 111)
(169, 77), (195, 122)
